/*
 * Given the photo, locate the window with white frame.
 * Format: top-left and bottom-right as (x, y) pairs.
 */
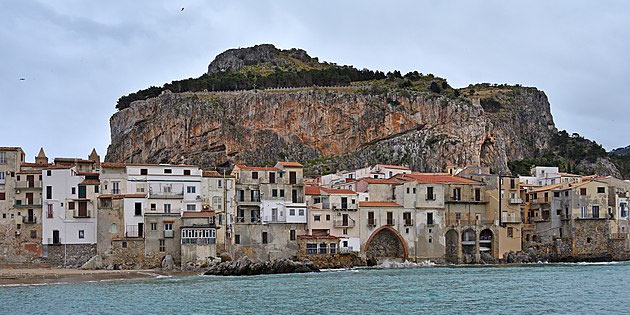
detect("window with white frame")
(164, 223), (173, 231)
(187, 186), (196, 193)
(187, 204), (196, 211)
(0, 152), (6, 164)
(164, 204), (171, 213)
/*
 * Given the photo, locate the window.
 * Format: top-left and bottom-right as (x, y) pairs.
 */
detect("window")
(280, 189), (285, 197)
(326, 214), (330, 221)
(0, 172), (4, 183)
(306, 243), (317, 254)
(272, 189), (278, 197)
(290, 230), (296, 241)
(319, 242), (328, 254)
(407, 187), (410, 194)
(427, 212), (434, 225)
(580, 188), (587, 196)
(184, 169), (191, 176)
(507, 227), (514, 238)
(111, 224), (118, 234)
(151, 223), (157, 231)
(403, 212), (412, 225)
(581, 206), (587, 218)
(330, 243), (337, 254)
(0, 152), (5, 164)
(151, 203), (156, 211)
(289, 209), (295, 216)
(94, 185), (99, 193)
(452, 188), (461, 201)
(164, 169), (172, 174)
(187, 204), (196, 211)
(159, 239), (165, 252)
(187, 186), (196, 193)
(218, 180), (222, 187)
(368, 211), (375, 225)
(343, 228), (348, 235)
(237, 190), (245, 202)
(592, 206), (600, 218)
(16, 224), (21, 230)
(314, 215), (321, 221)
(72, 187), (76, 195)
(164, 204), (171, 213)
(47, 204), (53, 218)
(252, 172), (258, 180)
(140, 168), (148, 175)
(455, 212), (462, 220)
(299, 209), (304, 216)
(135, 202), (142, 216)
(46, 170), (51, 176)
(597, 187), (605, 194)
(30, 230), (37, 239)
(164, 223), (173, 231)
(413, 188), (416, 194)
(0, 192), (4, 200)
(112, 182), (120, 194)
(78, 230), (85, 239)
(554, 192), (560, 198)
(235, 235), (241, 244)
(262, 232), (268, 244)
(68, 202), (75, 210)
(46, 186), (52, 199)
(269, 172), (275, 184)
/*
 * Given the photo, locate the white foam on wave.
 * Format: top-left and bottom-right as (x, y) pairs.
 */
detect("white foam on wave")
(378, 260), (436, 268)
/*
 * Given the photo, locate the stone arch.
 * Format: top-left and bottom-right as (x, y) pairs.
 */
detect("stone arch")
(365, 226), (408, 259)
(480, 229), (494, 256)
(461, 228), (477, 255)
(445, 229), (459, 263)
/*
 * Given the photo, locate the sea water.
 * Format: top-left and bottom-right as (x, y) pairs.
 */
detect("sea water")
(2, 262), (629, 314)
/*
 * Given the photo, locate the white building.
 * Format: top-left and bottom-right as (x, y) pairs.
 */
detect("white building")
(42, 166), (99, 246)
(319, 164), (411, 187)
(519, 166), (582, 187)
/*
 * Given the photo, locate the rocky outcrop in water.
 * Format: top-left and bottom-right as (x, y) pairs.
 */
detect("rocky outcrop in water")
(204, 257), (319, 276)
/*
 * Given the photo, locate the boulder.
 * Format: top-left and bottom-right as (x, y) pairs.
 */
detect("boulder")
(204, 257), (320, 276)
(161, 255), (175, 271)
(80, 255), (104, 270)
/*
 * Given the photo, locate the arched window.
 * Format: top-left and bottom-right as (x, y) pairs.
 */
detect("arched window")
(111, 223), (118, 234)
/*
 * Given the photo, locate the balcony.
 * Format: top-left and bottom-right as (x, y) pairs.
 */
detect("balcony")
(386, 218), (396, 226)
(73, 209), (92, 218)
(367, 219), (378, 227)
(509, 197), (523, 204)
(339, 247), (354, 254)
(425, 194), (436, 201)
(403, 218), (414, 226)
(182, 237), (216, 245)
(22, 216), (37, 224)
(501, 213), (520, 223)
(125, 225), (142, 238)
(15, 181), (41, 189)
(164, 230), (174, 238)
(263, 216), (286, 223)
(334, 218), (355, 227)
(446, 196), (486, 203)
(445, 218), (495, 226)
(14, 198), (42, 207)
(148, 189), (184, 199)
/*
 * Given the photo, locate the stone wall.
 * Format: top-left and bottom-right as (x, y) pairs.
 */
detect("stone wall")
(302, 253), (366, 269)
(45, 244), (96, 267)
(571, 219), (612, 259)
(232, 223), (305, 260)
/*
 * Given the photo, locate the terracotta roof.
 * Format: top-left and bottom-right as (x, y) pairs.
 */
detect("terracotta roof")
(530, 182), (567, 193)
(320, 187), (357, 195)
(559, 173), (581, 177)
(234, 164), (279, 171)
(77, 172), (99, 176)
(101, 162), (126, 168)
(396, 173), (480, 184)
(98, 194), (124, 199)
(17, 170), (43, 174)
(305, 185), (321, 195)
(80, 179), (100, 185)
(123, 193), (147, 198)
(20, 162), (48, 168)
(358, 201), (402, 207)
(359, 178), (402, 185)
(376, 164), (411, 170)
(126, 163), (198, 167)
(182, 210), (215, 218)
(0, 147), (22, 151)
(277, 161), (303, 168)
(202, 170), (221, 177)
(297, 234), (339, 239)
(47, 165), (73, 169)
(54, 158), (94, 164)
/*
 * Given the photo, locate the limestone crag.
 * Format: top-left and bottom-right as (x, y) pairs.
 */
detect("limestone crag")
(106, 87), (555, 175)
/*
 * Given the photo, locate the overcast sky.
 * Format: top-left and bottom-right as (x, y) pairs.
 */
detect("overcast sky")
(1, 0), (629, 162)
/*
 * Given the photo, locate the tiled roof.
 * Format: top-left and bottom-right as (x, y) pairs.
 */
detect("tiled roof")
(202, 170), (222, 177)
(77, 172), (99, 176)
(530, 182), (568, 193)
(297, 234), (339, 239)
(359, 178), (402, 185)
(234, 164), (278, 171)
(0, 147), (22, 151)
(101, 162), (126, 168)
(123, 193), (147, 198)
(376, 164), (411, 170)
(80, 179), (100, 185)
(277, 161), (303, 168)
(54, 158), (94, 164)
(358, 201), (402, 207)
(396, 173), (480, 184)
(20, 162), (48, 168)
(47, 165), (73, 169)
(559, 173), (581, 177)
(305, 185), (321, 195)
(182, 210), (215, 218)
(320, 187), (357, 195)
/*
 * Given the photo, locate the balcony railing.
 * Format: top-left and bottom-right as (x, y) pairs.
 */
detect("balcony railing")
(425, 194), (435, 201)
(334, 218), (355, 227)
(15, 181), (41, 189)
(386, 218), (396, 226)
(182, 238), (216, 245)
(263, 216), (286, 223)
(448, 196), (485, 203)
(22, 216), (37, 224)
(148, 189), (184, 199)
(125, 225), (142, 238)
(367, 219), (378, 227)
(501, 213), (520, 223)
(73, 209), (92, 218)
(14, 199), (42, 207)
(403, 218), (414, 226)
(290, 196), (305, 204)
(509, 197), (523, 204)
(339, 247), (354, 254)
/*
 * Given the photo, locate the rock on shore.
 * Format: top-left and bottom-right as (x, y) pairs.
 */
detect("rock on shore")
(204, 257), (319, 276)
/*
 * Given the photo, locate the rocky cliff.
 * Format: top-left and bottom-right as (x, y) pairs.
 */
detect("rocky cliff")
(105, 44), (625, 177)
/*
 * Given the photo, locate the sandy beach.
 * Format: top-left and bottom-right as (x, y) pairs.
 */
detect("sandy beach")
(0, 264), (197, 286)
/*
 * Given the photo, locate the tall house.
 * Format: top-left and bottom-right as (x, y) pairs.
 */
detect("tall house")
(201, 170), (235, 253)
(230, 162), (307, 260)
(42, 164), (99, 265)
(305, 186), (360, 253)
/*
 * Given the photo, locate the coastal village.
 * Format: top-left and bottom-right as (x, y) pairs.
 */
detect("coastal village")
(1, 146), (629, 270)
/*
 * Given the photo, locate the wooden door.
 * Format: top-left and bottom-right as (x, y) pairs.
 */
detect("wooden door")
(27, 175), (34, 188)
(78, 201), (88, 217)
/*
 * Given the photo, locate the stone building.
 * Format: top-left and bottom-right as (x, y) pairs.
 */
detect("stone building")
(201, 170), (235, 254)
(180, 210), (217, 267)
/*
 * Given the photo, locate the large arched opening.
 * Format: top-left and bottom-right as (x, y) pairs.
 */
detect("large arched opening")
(365, 226), (408, 261)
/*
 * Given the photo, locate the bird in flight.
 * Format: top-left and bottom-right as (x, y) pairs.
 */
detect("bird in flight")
(181, 7), (184, 11)
(19, 78), (25, 81)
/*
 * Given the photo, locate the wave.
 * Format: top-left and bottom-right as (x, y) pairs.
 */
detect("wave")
(377, 260), (436, 268)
